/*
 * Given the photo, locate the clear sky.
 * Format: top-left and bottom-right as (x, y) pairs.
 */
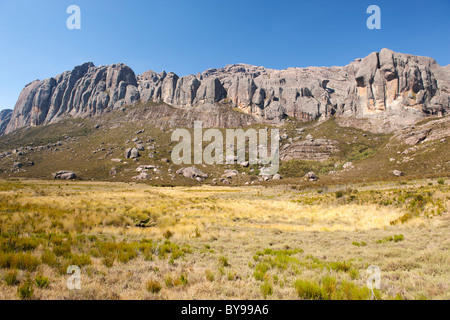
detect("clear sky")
(0, 0), (449, 110)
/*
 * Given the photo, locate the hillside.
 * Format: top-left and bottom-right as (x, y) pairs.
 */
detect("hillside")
(0, 102), (448, 185)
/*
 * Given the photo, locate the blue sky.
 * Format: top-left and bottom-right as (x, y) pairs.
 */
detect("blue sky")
(0, 0), (449, 110)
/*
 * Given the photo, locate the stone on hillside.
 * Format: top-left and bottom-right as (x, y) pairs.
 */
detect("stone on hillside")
(241, 161), (250, 168)
(343, 162), (353, 169)
(129, 148), (141, 159)
(273, 174), (282, 180)
(133, 172), (150, 180)
(12, 162), (23, 169)
(305, 171), (318, 181)
(176, 167), (208, 181)
(222, 170), (239, 178)
(393, 170), (405, 177)
(136, 165), (156, 172)
(53, 171), (77, 180)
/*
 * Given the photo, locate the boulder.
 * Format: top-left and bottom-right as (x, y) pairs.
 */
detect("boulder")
(12, 162), (23, 169)
(136, 165), (156, 172)
(124, 148), (140, 159)
(222, 170), (239, 178)
(343, 162), (353, 169)
(53, 171), (77, 180)
(176, 167), (208, 181)
(133, 172), (150, 180)
(393, 170), (405, 177)
(305, 171), (318, 181)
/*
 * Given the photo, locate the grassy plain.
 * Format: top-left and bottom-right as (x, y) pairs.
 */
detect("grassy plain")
(0, 179), (448, 300)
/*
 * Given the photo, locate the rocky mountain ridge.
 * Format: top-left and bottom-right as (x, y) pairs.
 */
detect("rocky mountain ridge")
(2, 48), (449, 135)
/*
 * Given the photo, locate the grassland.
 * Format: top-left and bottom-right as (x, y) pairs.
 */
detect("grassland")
(0, 179), (448, 300)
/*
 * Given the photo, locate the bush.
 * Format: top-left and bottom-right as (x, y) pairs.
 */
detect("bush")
(294, 279), (323, 300)
(102, 256), (115, 268)
(294, 277), (374, 300)
(70, 254), (91, 267)
(9, 253), (40, 271)
(329, 261), (351, 273)
(41, 250), (58, 268)
(437, 178), (445, 185)
(146, 279), (162, 294)
(163, 230), (174, 240)
(165, 275), (173, 287)
(254, 263), (270, 281)
(219, 256), (230, 267)
(205, 270), (215, 282)
(261, 281), (273, 299)
(335, 191), (344, 199)
(17, 280), (34, 300)
(4, 270), (19, 286)
(53, 243), (72, 258)
(35, 275), (49, 288)
(179, 274), (188, 286)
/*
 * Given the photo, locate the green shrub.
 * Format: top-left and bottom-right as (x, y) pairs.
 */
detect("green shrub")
(261, 281), (273, 299)
(70, 254), (91, 267)
(102, 256), (115, 268)
(146, 279), (162, 294)
(163, 230), (174, 239)
(53, 243), (72, 258)
(17, 280), (34, 300)
(294, 277), (374, 300)
(205, 270), (215, 282)
(35, 275), (49, 288)
(41, 250), (58, 268)
(254, 263), (270, 281)
(219, 256), (230, 267)
(437, 178), (445, 185)
(335, 191), (344, 199)
(9, 253), (40, 271)
(165, 275), (173, 287)
(4, 270), (19, 286)
(294, 279), (323, 300)
(329, 261), (351, 273)
(179, 274), (188, 286)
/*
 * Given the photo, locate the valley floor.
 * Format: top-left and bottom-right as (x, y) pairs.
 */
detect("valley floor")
(0, 179), (448, 300)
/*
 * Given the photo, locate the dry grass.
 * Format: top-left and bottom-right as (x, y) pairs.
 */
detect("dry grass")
(0, 179), (448, 300)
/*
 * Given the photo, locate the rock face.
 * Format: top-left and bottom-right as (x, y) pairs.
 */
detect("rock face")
(3, 49), (449, 135)
(0, 109), (12, 135)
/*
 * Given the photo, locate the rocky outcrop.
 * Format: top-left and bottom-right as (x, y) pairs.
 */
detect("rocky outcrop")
(281, 139), (339, 162)
(337, 49), (450, 132)
(5, 63), (137, 134)
(3, 49), (449, 135)
(0, 109), (12, 135)
(389, 116), (450, 146)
